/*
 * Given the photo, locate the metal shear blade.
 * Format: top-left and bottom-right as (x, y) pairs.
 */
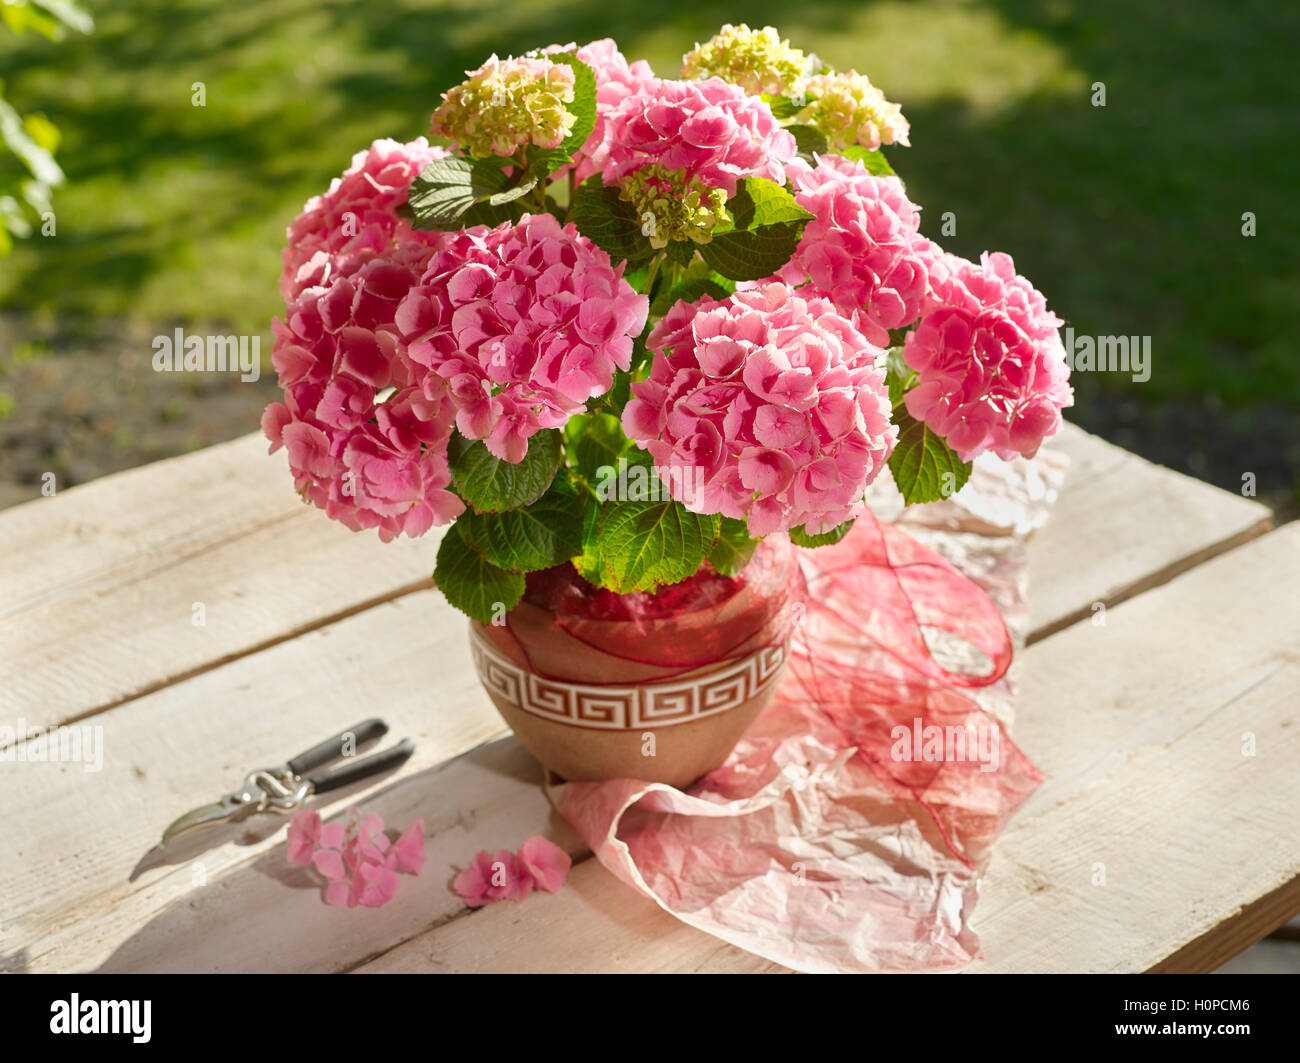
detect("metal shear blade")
(132, 719), (413, 878)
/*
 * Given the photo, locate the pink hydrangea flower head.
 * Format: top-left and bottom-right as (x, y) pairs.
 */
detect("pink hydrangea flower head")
(453, 849), (535, 907)
(776, 155), (931, 346)
(397, 212), (648, 463)
(624, 282), (897, 537)
(794, 70), (910, 153)
(281, 137), (448, 302)
(542, 39), (658, 183)
(431, 54), (577, 159)
(596, 77), (797, 246)
(681, 23), (808, 97)
(286, 806), (425, 909)
(903, 251), (1073, 462)
(264, 241), (466, 540)
(518, 835), (572, 893)
(286, 809), (322, 866)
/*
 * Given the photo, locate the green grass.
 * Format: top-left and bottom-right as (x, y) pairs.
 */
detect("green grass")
(1, 0), (1297, 405)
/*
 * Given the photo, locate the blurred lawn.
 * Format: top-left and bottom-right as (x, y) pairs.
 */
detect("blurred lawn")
(0, 0), (1296, 407)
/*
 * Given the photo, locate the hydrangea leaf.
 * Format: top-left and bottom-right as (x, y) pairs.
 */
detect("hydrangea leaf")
(888, 406), (972, 504)
(433, 524), (525, 624)
(408, 156), (514, 230)
(545, 53), (598, 156)
(789, 519), (854, 548)
(709, 516), (759, 575)
(455, 488), (586, 572)
(835, 144), (896, 177)
(566, 411), (633, 483)
(787, 123), (829, 162)
(568, 178), (654, 267)
(700, 177), (813, 281)
(449, 428), (563, 513)
(595, 499), (720, 593)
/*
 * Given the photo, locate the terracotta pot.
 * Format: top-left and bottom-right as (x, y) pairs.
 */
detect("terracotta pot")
(470, 540), (797, 788)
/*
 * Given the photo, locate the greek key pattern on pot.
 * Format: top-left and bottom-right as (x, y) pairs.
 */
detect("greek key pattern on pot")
(470, 629), (788, 731)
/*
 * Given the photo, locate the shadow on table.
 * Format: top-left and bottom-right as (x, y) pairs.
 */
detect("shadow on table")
(92, 735), (585, 973)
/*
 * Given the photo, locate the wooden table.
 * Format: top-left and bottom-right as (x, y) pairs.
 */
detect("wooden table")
(2, 422), (1296, 974)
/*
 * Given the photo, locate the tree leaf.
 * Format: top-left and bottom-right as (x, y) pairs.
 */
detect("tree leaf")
(709, 516), (759, 575)
(789, 519), (855, 548)
(568, 179), (653, 266)
(433, 525), (525, 624)
(595, 499), (719, 593)
(449, 429), (563, 513)
(887, 406), (972, 504)
(456, 489), (586, 572)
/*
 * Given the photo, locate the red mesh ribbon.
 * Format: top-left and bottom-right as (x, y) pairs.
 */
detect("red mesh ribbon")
(546, 510), (1043, 972)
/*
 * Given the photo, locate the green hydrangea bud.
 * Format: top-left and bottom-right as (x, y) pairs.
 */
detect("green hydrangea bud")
(619, 164), (729, 249)
(432, 54), (577, 159)
(681, 23), (807, 97)
(794, 71), (910, 153)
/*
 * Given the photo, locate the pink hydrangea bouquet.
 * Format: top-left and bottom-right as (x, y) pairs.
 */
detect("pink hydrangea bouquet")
(264, 25), (1073, 624)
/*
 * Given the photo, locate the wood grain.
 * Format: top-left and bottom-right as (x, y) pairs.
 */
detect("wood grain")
(0, 435), (443, 727)
(0, 427), (1280, 973)
(0, 424), (1269, 730)
(357, 523), (1300, 973)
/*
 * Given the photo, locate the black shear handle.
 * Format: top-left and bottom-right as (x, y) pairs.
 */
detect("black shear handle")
(287, 718), (389, 776)
(309, 739), (415, 795)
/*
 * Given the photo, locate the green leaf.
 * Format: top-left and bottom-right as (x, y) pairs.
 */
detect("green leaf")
(888, 406), (972, 504)
(546, 53), (598, 155)
(764, 95), (803, 119)
(885, 346), (918, 406)
(456, 489), (586, 572)
(665, 239), (696, 267)
(787, 123), (829, 161)
(725, 176), (815, 229)
(595, 499), (720, 593)
(709, 516), (759, 575)
(572, 489), (605, 584)
(699, 177), (813, 281)
(407, 156), (513, 231)
(568, 179), (653, 267)
(789, 519), (855, 548)
(700, 224), (806, 281)
(567, 411), (632, 482)
(835, 145), (896, 177)
(651, 275), (731, 317)
(433, 525), (525, 624)
(449, 429), (563, 513)
(522, 144), (572, 183)
(460, 198), (527, 226)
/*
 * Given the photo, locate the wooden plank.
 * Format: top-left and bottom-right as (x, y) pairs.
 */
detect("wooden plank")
(1025, 425), (1271, 641)
(0, 430), (1278, 973)
(357, 522), (1300, 973)
(0, 434), (442, 727)
(0, 590), (511, 974)
(0, 424), (1268, 730)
